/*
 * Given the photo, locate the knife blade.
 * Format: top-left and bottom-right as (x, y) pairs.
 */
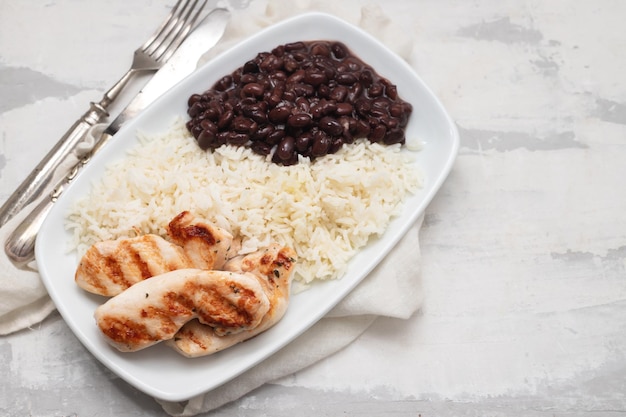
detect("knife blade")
(102, 7), (230, 139)
(4, 7), (230, 269)
(82, 7), (230, 168)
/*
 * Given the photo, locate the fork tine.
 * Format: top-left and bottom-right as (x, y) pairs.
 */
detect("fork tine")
(148, 0), (198, 58)
(154, 0), (208, 62)
(140, 0), (185, 53)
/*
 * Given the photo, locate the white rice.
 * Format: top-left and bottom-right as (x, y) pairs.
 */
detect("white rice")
(65, 118), (422, 284)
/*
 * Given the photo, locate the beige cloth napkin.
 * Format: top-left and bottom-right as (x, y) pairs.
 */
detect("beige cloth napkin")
(0, 0), (423, 414)
(0, 125), (100, 335)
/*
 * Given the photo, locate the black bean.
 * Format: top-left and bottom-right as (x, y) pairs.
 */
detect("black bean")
(354, 120), (371, 138)
(311, 132), (331, 157)
(267, 128), (286, 145)
(251, 141), (272, 155)
(368, 83), (384, 97)
(283, 57), (299, 72)
(277, 136), (296, 160)
(251, 124), (274, 141)
(304, 68), (327, 86)
(329, 137), (344, 154)
(329, 85), (348, 102)
(242, 60), (259, 74)
(186, 40), (412, 165)
(331, 42), (348, 59)
(383, 128), (405, 145)
(369, 124), (387, 142)
(190, 123), (203, 139)
(359, 70), (373, 87)
(200, 119), (218, 133)
(355, 99), (371, 117)
(288, 113), (313, 128)
(229, 132), (250, 145)
(287, 69), (305, 84)
(197, 129), (217, 149)
(385, 84), (398, 100)
(296, 132), (313, 152)
(213, 75), (233, 91)
(292, 51), (308, 62)
(383, 117), (399, 129)
(319, 99), (338, 115)
(217, 110), (234, 129)
(188, 102), (204, 118)
(260, 54), (283, 72)
(389, 103), (404, 118)
(347, 83), (363, 102)
(271, 45), (285, 57)
(285, 41), (306, 52)
(317, 84), (331, 99)
(282, 90), (297, 102)
(267, 85), (284, 108)
(336, 72), (358, 85)
(268, 105), (292, 124)
(310, 42), (331, 56)
(188, 94), (202, 107)
(295, 96), (310, 113)
(319, 117), (343, 136)
(292, 83), (314, 97)
(241, 82), (265, 98)
(240, 73), (257, 84)
(247, 107), (268, 124)
(335, 102), (353, 116)
(232, 116), (257, 135)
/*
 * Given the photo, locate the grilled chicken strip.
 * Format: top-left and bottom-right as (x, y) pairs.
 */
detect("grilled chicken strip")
(167, 211), (240, 270)
(94, 269), (271, 352)
(75, 234), (193, 296)
(168, 243), (296, 357)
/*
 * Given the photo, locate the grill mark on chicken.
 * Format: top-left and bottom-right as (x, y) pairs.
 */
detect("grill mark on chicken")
(102, 252), (130, 289)
(169, 244), (297, 357)
(124, 239), (153, 280)
(94, 269), (270, 352)
(75, 234), (193, 297)
(167, 211), (238, 270)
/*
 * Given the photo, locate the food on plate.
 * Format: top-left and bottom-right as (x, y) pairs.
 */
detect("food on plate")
(81, 212), (298, 357)
(185, 40), (413, 165)
(94, 269), (271, 352)
(74, 212), (241, 296)
(75, 234), (193, 296)
(67, 40), (421, 285)
(67, 123), (421, 284)
(169, 243), (296, 357)
(166, 210), (240, 270)
(64, 38), (422, 360)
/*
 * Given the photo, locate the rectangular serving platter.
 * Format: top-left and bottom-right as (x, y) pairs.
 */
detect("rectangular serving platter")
(36, 12), (459, 401)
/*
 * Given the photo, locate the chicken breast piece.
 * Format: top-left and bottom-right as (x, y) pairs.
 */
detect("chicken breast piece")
(94, 269), (271, 352)
(75, 234), (193, 296)
(168, 244), (297, 357)
(167, 211), (240, 270)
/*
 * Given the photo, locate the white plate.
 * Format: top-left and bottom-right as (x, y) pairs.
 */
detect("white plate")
(36, 12), (459, 401)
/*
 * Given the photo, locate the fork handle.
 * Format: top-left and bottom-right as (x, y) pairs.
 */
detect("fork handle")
(0, 101), (109, 228)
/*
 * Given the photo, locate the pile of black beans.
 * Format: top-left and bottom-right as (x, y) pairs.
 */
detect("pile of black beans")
(185, 40), (413, 165)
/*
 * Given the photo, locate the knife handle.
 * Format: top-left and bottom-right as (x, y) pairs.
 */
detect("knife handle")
(0, 101), (109, 228)
(4, 130), (114, 268)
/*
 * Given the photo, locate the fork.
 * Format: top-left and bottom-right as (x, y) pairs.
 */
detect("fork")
(0, 0), (208, 228)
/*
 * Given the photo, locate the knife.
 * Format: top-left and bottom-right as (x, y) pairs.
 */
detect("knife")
(4, 8), (230, 268)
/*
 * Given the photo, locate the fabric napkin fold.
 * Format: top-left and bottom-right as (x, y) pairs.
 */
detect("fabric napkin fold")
(0, 0), (424, 415)
(0, 125), (101, 335)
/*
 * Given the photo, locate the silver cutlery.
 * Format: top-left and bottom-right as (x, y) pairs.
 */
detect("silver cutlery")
(4, 8), (230, 269)
(0, 0), (209, 228)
